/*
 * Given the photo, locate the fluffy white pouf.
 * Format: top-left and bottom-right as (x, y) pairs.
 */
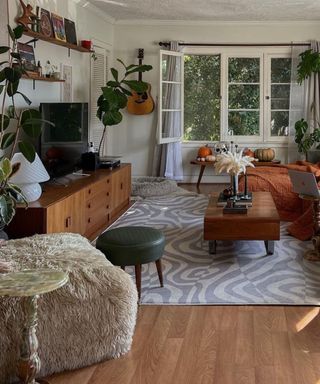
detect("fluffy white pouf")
(132, 176), (179, 197)
(0, 233), (138, 384)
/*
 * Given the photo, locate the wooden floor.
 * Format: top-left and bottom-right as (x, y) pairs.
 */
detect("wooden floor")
(47, 183), (320, 384)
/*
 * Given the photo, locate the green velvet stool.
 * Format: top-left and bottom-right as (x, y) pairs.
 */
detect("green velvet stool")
(96, 226), (165, 299)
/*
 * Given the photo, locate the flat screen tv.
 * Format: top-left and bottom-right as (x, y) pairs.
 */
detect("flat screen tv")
(39, 102), (89, 178)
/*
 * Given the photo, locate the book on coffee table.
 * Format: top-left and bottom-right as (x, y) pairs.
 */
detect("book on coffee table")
(216, 192), (253, 207)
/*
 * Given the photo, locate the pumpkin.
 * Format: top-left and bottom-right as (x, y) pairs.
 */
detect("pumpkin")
(254, 148), (275, 161)
(205, 155), (216, 162)
(243, 148), (255, 158)
(198, 145), (212, 158)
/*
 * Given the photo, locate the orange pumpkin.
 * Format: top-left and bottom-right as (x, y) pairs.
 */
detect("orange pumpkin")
(243, 148), (255, 158)
(254, 148), (275, 161)
(198, 145), (212, 158)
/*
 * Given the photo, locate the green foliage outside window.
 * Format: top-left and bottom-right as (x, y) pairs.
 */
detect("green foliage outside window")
(184, 55), (220, 141)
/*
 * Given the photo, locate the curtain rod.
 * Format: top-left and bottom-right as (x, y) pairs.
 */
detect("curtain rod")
(159, 42), (311, 47)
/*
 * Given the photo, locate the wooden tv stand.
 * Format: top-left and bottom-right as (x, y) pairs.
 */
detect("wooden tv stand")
(7, 164), (131, 241)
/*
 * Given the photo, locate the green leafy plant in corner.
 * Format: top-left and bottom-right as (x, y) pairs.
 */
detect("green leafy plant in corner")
(294, 118), (320, 154)
(0, 24), (53, 226)
(96, 58), (152, 154)
(297, 49), (320, 85)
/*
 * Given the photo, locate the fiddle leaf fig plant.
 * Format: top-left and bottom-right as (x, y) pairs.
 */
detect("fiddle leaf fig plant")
(96, 58), (152, 154)
(0, 24), (53, 226)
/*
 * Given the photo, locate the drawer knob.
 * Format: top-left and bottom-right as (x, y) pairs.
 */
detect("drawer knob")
(88, 218), (91, 223)
(107, 179), (110, 184)
(120, 182), (123, 190)
(65, 216), (72, 228)
(88, 203), (91, 209)
(106, 205), (109, 209)
(88, 189), (91, 194)
(107, 192), (109, 196)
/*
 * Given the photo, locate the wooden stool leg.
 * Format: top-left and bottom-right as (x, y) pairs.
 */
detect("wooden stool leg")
(155, 259), (164, 287)
(135, 264), (142, 300)
(120, 266), (125, 271)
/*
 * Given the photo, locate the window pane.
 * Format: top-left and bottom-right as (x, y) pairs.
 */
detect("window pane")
(162, 54), (181, 82)
(228, 111), (259, 136)
(271, 111), (289, 136)
(271, 84), (290, 99)
(271, 58), (291, 83)
(270, 58), (291, 137)
(229, 84), (259, 109)
(184, 55), (220, 141)
(162, 111), (182, 138)
(162, 83), (181, 109)
(228, 58), (260, 83)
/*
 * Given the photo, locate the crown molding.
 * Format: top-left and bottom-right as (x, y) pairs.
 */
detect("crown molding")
(71, 0), (115, 24)
(114, 19), (320, 26)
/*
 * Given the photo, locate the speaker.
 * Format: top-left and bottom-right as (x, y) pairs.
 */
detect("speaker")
(81, 152), (100, 171)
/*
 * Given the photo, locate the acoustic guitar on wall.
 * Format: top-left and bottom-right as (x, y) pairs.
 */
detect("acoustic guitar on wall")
(127, 48), (155, 115)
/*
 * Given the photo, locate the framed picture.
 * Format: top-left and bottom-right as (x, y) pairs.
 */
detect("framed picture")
(17, 42), (37, 72)
(64, 19), (77, 45)
(40, 8), (54, 38)
(61, 64), (72, 102)
(51, 13), (66, 42)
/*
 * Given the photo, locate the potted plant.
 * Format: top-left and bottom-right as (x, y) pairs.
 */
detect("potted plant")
(294, 118), (320, 161)
(0, 24), (52, 228)
(96, 58), (152, 154)
(297, 49), (320, 85)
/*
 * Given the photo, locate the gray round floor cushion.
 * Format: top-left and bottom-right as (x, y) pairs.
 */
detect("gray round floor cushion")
(131, 177), (179, 197)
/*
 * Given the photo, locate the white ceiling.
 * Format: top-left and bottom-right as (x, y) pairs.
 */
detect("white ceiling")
(87, 0), (320, 21)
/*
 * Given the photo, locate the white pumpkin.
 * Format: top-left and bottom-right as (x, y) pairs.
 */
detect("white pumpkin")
(205, 155), (216, 162)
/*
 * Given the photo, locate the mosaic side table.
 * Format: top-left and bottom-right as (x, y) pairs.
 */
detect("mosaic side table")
(0, 269), (68, 384)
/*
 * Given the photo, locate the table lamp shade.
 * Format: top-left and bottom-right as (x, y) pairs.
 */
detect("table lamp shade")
(9, 153), (50, 203)
(10, 153), (50, 184)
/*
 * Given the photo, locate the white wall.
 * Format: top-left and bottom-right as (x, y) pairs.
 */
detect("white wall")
(6, 0), (113, 119)
(112, 21), (320, 180)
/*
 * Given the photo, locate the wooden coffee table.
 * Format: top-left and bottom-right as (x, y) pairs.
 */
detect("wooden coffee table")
(204, 191), (280, 255)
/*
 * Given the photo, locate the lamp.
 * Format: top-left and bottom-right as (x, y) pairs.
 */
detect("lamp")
(9, 153), (50, 202)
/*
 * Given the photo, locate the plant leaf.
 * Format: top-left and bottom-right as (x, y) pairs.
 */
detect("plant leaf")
(111, 68), (118, 81)
(1, 132), (16, 149)
(116, 58), (126, 68)
(114, 89), (127, 109)
(119, 86), (132, 97)
(0, 194), (16, 225)
(7, 25), (15, 41)
(0, 46), (10, 54)
(4, 67), (21, 82)
(2, 158), (12, 179)
(106, 80), (120, 88)
(7, 80), (19, 96)
(13, 25), (24, 39)
(102, 110), (122, 126)
(10, 52), (21, 60)
(0, 85), (4, 95)
(125, 65), (152, 76)
(17, 91), (31, 105)
(122, 80), (148, 93)
(0, 114), (10, 131)
(18, 141), (36, 162)
(7, 105), (15, 119)
(0, 69), (5, 82)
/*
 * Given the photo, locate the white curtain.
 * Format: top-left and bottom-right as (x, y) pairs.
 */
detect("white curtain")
(305, 40), (320, 132)
(288, 44), (307, 162)
(152, 42), (183, 180)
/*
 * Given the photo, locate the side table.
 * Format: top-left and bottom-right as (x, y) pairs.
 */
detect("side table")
(190, 160), (215, 188)
(0, 269), (68, 384)
(299, 194), (320, 261)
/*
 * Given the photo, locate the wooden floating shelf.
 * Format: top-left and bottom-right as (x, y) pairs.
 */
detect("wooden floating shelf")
(21, 75), (65, 83)
(23, 29), (93, 53)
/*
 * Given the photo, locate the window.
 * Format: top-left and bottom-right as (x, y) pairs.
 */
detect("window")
(184, 55), (220, 141)
(182, 49), (291, 143)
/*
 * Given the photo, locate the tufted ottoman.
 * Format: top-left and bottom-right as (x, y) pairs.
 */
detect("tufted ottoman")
(0, 233), (138, 384)
(96, 226), (165, 299)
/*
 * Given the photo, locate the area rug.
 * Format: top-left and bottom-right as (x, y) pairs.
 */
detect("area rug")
(109, 194), (320, 305)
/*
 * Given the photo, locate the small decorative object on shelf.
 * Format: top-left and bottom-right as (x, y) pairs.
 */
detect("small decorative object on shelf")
(16, 0), (37, 30)
(81, 40), (93, 50)
(254, 148), (275, 162)
(17, 42), (37, 72)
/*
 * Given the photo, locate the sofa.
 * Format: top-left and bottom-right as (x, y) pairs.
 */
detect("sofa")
(0, 233), (138, 384)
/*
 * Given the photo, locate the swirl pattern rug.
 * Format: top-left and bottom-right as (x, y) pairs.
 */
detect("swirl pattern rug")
(109, 194), (320, 305)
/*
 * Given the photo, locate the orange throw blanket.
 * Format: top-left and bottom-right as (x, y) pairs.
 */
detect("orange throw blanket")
(239, 161), (319, 241)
